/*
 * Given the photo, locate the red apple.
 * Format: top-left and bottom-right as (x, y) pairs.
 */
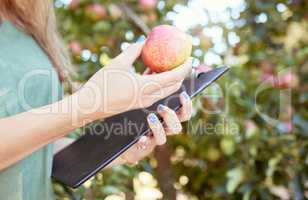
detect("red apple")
(260, 70), (299, 89)
(142, 25), (192, 72)
(260, 72), (277, 87)
(277, 71), (299, 89)
(85, 3), (107, 21)
(69, 41), (82, 55)
(139, 0), (157, 10)
(108, 4), (122, 20)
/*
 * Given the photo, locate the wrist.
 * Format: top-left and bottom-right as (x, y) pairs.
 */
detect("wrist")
(70, 89), (99, 126)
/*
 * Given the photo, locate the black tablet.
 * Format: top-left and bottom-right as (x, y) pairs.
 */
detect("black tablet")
(52, 66), (229, 188)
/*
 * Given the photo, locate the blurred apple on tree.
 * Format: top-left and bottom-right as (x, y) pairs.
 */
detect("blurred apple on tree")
(85, 3), (107, 21)
(69, 40), (82, 56)
(139, 0), (157, 10)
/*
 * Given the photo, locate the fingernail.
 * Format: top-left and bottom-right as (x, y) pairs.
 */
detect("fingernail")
(137, 35), (146, 44)
(157, 104), (167, 113)
(181, 91), (190, 100)
(148, 113), (159, 123)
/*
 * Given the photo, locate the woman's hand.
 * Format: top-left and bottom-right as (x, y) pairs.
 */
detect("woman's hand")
(75, 42), (192, 121)
(118, 91), (193, 165)
(76, 42), (192, 167)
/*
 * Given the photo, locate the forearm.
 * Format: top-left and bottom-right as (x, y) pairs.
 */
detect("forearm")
(0, 92), (99, 170)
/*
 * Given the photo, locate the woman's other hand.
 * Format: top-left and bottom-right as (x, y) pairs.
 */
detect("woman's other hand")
(119, 91), (193, 164)
(75, 42), (192, 121)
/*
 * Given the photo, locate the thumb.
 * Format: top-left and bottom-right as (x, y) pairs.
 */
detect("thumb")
(110, 42), (144, 68)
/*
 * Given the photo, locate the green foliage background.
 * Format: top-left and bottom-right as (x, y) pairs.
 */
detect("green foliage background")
(53, 0), (308, 199)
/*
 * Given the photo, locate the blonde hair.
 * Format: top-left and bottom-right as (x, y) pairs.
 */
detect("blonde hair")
(0, 0), (73, 82)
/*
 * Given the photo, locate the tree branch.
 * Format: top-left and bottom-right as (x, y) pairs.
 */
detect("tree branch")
(119, 3), (150, 35)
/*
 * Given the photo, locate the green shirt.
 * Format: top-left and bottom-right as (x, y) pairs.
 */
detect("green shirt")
(0, 21), (63, 200)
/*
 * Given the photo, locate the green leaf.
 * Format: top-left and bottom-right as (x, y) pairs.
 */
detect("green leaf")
(101, 185), (122, 195)
(226, 167), (244, 194)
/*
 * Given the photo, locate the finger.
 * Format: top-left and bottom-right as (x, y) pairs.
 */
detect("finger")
(142, 57), (192, 87)
(141, 136), (157, 150)
(147, 113), (166, 145)
(141, 81), (183, 108)
(136, 137), (156, 158)
(177, 91), (193, 122)
(141, 76), (184, 96)
(157, 105), (182, 135)
(110, 42), (144, 68)
(196, 64), (212, 74)
(136, 136), (150, 150)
